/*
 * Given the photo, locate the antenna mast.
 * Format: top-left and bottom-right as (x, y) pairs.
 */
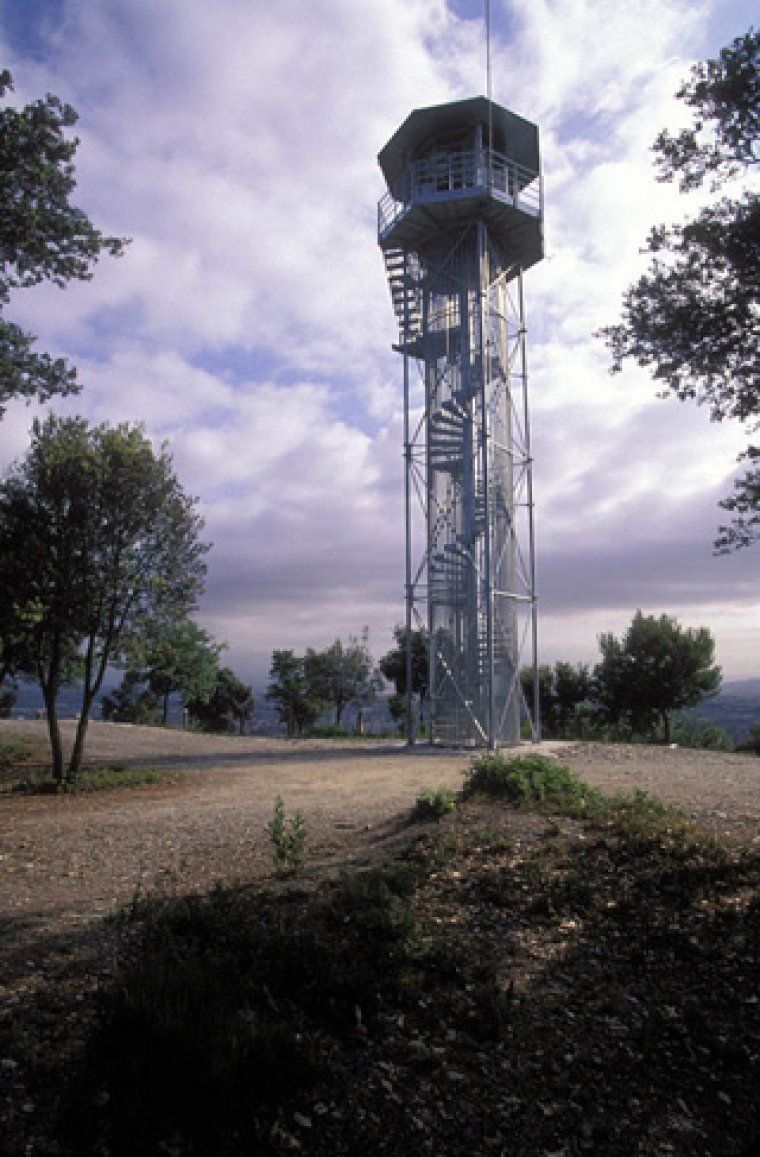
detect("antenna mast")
(486, 0), (494, 168)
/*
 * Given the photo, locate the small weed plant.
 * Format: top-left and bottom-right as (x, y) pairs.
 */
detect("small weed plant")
(412, 786), (456, 823)
(267, 795), (309, 873)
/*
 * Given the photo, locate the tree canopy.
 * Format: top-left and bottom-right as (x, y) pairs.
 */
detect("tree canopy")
(188, 667), (254, 735)
(379, 626), (428, 700)
(601, 29), (759, 550)
(141, 621), (223, 724)
(266, 650), (320, 737)
(303, 629), (379, 727)
(0, 415), (209, 783)
(520, 662), (593, 739)
(0, 70), (126, 416)
(594, 611), (721, 742)
(105, 620), (224, 725)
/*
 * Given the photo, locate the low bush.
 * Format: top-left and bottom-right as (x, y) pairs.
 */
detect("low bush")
(463, 753), (602, 817)
(12, 765), (167, 794)
(671, 713), (734, 751)
(76, 766), (165, 792)
(412, 786), (456, 823)
(0, 739), (31, 775)
(737, 723), (760, 755)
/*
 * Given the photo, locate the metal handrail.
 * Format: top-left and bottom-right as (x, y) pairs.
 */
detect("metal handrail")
(378, 147), (541, 239)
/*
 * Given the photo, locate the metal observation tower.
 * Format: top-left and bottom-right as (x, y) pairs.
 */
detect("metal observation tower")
(377, 97), (544, 748)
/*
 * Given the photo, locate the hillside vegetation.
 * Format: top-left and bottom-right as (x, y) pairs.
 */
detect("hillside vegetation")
(2, 754), (758, 1156)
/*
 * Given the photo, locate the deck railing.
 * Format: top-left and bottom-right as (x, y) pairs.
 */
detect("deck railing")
(378, 147), (541, 240)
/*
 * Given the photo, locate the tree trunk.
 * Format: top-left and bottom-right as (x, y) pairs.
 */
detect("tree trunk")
(68, 699), (93, 783)
(162, 694), (169, 724)
(42, 683), (64, 786)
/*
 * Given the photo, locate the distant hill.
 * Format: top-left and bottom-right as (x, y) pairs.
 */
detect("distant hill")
(689, 679), (760, 743)
(8, 678), (758, 743)
(7, 680), (397, 736)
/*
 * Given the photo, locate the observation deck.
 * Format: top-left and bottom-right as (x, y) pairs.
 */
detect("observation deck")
(377, 97), (543, 271)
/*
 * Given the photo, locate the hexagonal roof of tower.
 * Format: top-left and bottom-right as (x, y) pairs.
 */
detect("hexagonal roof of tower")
(378, 96), (540, 189)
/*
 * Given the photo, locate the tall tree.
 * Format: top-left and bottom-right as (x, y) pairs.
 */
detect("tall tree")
(0, 416), (209, 784)
(601, 29), (759, 549)
(553, 661), (594, 735)
(594, 611), (721, 742)
(519, 662), (592, 738)
(0, 71), (126, 415)
(304, 629), (380, 728)
(101, 668), (160, 725)
(266, 650), (319, 737)
(187, 667), (254, 735)
(519, 664), (556, 735)
(140, 621), (223, 724)
(379, 626), (429, 731)
(105, 622), (224, 725)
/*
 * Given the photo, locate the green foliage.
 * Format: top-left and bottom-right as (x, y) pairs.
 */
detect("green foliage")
(379, 625), (429, 732)
(187, 665), (254, 734)
(101, 668), (160, 724)
(267, 796), (308, 874)
(267, 632), (381, 735)
(136, 620), (223, 724)
(737, 721), (760, 754)
(652, 29), (759, 191)
(0, 70), (126, 414)
(595, 611), (721, 742)
(306, 722), (351, 738)
(0, 738), (29, 775)
(266, 649), (320, 736)
(0, 681), (16, 717)
(12, 765), (168, 794)
(304, 627), (381, 727)
(463, 753), (602, 817)
(520, 661), (593, 738)
(601, 30), (759, 550)
(0, 415), (209, 786)
(412, 786), (456, 822)
(670, 712), (735, 751)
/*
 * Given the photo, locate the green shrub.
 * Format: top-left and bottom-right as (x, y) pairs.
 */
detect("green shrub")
(463, 753), (602, 817)
(306, 723), (350, 738)
(0, 739), (31, 775)
(11, 764), (167, 794)
(267, 795), (308, 873)
(412, 786), (456, 822)
(671, 713), (734, 751)
(737, 722), (760, 755)
(76, 765), (165, 792)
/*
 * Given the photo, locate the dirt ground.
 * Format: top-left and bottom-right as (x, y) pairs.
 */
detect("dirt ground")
(1, 722), (760, 1156)
(1, 720), (758, 955)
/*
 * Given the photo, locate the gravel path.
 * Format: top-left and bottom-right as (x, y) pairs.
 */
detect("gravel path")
(1, 721), (758, 953)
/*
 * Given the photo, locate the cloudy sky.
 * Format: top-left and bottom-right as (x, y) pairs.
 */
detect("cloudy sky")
(1, 0), (757, 685)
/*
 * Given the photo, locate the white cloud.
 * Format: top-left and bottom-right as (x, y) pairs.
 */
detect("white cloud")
(1, 0), (757, 682)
